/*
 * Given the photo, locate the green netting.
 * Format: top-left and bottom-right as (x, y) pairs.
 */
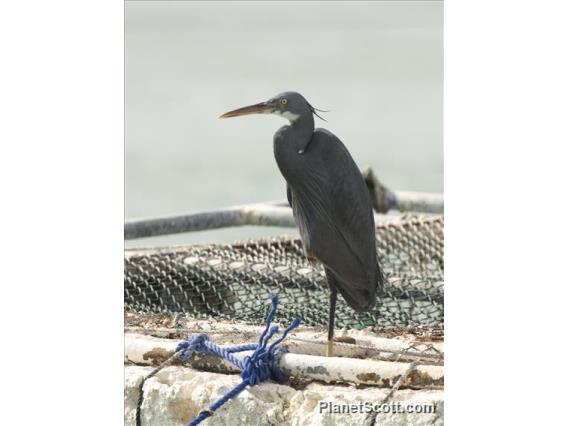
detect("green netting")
(124, 216), (443, 329)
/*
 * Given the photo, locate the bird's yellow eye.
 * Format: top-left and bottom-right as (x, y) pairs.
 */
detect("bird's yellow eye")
(280, 98), (288, 105)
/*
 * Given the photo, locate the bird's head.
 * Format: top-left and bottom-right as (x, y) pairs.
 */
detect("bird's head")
(219, 91), (327, 123)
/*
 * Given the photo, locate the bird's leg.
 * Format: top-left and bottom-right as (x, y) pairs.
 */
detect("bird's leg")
(326, 285), (338, 357)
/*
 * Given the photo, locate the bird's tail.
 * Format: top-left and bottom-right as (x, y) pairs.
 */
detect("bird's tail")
(324, 267), (378, 313)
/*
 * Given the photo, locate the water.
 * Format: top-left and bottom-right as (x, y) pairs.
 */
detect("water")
(125, 1), (442, 247)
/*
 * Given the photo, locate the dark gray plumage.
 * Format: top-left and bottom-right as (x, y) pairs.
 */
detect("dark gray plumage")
(220, 91), (384, 356)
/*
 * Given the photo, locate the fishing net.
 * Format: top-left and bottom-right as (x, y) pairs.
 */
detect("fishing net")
(124, 215), (443, 330)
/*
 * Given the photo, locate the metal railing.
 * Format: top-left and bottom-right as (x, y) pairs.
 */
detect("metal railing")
(124, 169), (443, 240)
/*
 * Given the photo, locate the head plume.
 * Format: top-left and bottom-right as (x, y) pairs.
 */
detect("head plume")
(308, 102), (329, 122)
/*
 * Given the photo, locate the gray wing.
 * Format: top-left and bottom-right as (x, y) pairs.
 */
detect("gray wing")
(288, 130), (383, 311)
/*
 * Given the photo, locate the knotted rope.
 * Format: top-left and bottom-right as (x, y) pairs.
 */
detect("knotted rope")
(136, 294), (301, 426)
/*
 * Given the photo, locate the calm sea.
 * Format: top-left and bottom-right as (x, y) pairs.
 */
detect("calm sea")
(125, 1), (442, 247)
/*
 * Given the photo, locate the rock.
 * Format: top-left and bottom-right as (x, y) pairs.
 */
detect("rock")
(126, 367), (443, 426)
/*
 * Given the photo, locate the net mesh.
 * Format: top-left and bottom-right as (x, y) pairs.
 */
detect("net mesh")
(124, 215), (444, 329)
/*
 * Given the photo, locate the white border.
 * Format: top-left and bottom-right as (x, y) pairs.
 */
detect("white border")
(0, 1), (124, 423)
(1, 0), (568, 423)
(446, 0), (568, 424)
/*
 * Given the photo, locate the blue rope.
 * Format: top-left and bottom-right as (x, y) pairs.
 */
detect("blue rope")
(175, 294), (301, 426)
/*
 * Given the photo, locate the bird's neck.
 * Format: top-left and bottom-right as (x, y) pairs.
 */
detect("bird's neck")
(288, 114), (314, 153)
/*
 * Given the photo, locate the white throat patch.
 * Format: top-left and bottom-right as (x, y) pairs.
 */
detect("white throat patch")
(273, 110), (300, 123)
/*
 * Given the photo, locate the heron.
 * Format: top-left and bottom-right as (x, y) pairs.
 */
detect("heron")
(220, 91), (384, 356)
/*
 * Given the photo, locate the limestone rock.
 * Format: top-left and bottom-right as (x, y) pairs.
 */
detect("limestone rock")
(125, 366), (443, 425)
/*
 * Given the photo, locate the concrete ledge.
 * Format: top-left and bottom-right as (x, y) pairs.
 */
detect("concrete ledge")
(126, 366), (443, 426)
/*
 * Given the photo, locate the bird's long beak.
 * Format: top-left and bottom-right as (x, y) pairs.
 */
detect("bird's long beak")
(219, 102), (272, 119)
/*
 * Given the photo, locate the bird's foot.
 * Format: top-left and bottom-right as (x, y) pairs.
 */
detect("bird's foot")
(325, 340), (334, 357)
(325, 336), (356, 356)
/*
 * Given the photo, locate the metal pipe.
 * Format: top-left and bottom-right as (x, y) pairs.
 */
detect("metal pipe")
(125, 333), (443, 388)
(124, 169), (443, 239)
(124, 204), (296, 239)
(125, 197), (442, 240)
(124, 203), (432, 240)
(391, 190), (444, 214)
(361, 168), (443, 214)
(123, 325), (444, 364)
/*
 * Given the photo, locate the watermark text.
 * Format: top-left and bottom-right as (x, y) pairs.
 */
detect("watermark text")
(319, 401), (437, 415)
